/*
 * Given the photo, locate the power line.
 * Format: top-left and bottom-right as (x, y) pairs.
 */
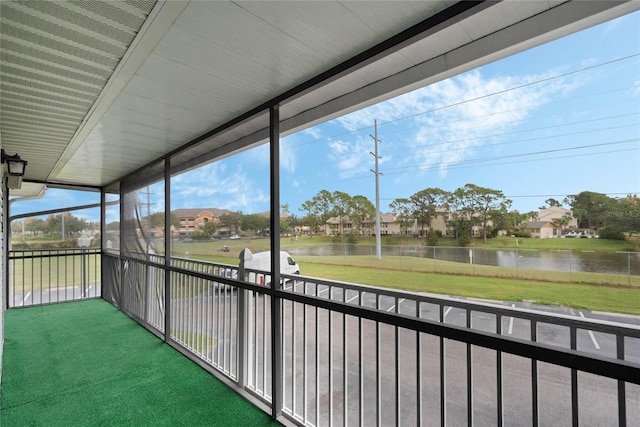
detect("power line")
(385, 122), (638, 158)
(282, 55), (639, 150)
(382, 138), (638, 174)
(283, 87), (638, 152)
(328, 145), (638, 185)
(378, 54), (639, 128)
(386, 91), (638, 139)
(383, 111), (638, 151)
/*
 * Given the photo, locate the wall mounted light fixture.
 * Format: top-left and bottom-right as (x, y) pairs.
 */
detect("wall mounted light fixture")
(2, 149), (28, 189)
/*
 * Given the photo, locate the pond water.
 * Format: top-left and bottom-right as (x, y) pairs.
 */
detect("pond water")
(287, 244), (640, 276)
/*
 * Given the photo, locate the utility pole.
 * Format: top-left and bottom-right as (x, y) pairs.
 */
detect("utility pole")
(139, 186), (154, 231)
(370, 119), (382, 260)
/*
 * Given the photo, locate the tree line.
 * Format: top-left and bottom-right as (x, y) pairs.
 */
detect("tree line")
(12, 212), (97, 237)
(25, 189), (635, 243)
(297, 188), (639, 242)
(299, 185), (511, 244)
(161, 188), (638, 243)
(563, 192), (640, 239)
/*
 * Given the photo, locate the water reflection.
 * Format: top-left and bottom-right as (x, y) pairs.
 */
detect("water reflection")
(288, 244), (640, 275)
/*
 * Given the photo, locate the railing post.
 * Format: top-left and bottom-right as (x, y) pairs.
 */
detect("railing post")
(440, 303), (446, 427)
(627, 252), (631, 287)
(570, 327), (578, 427)
(531, 319), (539, 427)
(617, 334), (626, 427)
(237, 250), (247, 388)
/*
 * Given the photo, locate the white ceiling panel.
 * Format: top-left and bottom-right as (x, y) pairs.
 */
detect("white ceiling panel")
(154, 26), (279, 95)
(398, 21), (473, 66)
(460, 1), (558, 40)
(338, 1), (449, 39)
(234, 1), (385, 58)
(174, 2), (330, 77)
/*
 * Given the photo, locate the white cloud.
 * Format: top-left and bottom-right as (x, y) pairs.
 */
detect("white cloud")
(369, 67), (588, 180)
(302, 127), (323, 139)
(335, 90), (429, 132)
(279, 139), (297, 173)
(633, 79), (640, 98)
(327, 136), (376, 179)
(172, 161), (268, 212)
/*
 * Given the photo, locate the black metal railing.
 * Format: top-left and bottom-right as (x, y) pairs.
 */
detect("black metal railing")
(17, 250), (640, 426)
(8, 248), (101, 308)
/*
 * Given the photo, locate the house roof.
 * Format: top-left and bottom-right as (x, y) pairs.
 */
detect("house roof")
(380, 213), (397, 223)
(522, 221), (555, 229)
(539, 206), (573, 217)
(172, 208), (231, 218)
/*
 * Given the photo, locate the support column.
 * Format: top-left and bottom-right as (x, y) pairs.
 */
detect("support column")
(164, 158), (171, 342)
(269, 105), (282, 420)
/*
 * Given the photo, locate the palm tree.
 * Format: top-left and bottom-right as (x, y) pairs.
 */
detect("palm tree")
(551, 213), (572, 237)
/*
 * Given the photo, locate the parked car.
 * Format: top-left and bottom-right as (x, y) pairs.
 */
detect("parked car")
(229, 234), (241, 240)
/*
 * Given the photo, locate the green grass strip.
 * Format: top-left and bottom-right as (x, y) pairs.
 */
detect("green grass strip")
(298, 259), (640, 315)
(1, 300), (278, 427)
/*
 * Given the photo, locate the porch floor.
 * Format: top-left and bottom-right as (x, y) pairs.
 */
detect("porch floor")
(1, 299), (278, 426)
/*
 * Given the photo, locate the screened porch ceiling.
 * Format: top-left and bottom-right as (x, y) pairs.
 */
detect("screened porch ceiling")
(2, 0), (638, 197)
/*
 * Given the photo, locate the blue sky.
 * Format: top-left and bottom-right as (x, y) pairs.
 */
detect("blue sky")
(11, 11), (640, 222)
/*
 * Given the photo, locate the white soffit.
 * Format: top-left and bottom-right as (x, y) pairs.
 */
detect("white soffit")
(7, 182), (46, 199)
(0, 0), (159, 183)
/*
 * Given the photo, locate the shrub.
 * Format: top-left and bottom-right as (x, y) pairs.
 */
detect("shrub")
(598, 226), (625, 240)
(457, 232), (471, 247)
(512, 230), (531, 238)
(426, 229), (439, 246)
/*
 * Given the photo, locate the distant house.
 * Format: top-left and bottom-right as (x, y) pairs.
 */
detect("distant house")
(172, 208), (232, 235)
(523, 206), (577, 236)
(442, 211), (494, 238)
(520, 221), (558, 239)
(324, 211), (452, 237)
(294, 225), (311, 235)
(536, 206), (578, 229)
(325, 212), (401, 236)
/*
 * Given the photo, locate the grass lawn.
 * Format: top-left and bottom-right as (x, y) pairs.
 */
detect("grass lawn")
(469, 235), (638, 251)
(9, 253), (101, 291)
(171, 251), (640, 315)
(297, 261), (640, 315)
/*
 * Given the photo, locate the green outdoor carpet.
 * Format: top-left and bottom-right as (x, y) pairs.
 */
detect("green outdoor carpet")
(1, 299), (279, 426)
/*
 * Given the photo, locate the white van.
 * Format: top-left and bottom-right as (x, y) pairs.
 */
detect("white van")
(239, 248), (299, 285)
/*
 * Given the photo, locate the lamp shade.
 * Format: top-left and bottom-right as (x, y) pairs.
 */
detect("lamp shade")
(7, 159), (26, 176)
(2, 150), (27, 177)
